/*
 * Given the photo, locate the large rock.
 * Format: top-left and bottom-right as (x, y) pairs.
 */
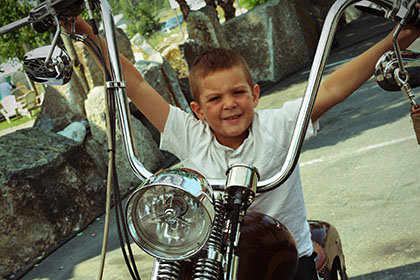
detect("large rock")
(132, 56), (192, 146)
(223, 0), (318, 84)
(181, 5), (229, 67)
(73, 27), (136, 91)
(135, 56), (191, 114)
(0, 128), (106, 278)
(84, 86), (165, 194)
(33, 71), (88, 132)
(73, 41), (104, 90)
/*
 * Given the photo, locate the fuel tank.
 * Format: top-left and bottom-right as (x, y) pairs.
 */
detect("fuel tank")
(238, 212), (299, 280)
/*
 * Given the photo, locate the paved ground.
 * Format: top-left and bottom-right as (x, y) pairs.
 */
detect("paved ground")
(7, 14), (420, 280)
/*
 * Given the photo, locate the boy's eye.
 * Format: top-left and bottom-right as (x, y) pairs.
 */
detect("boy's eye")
(234, 90), (245, 95)
(208, 96), (220, 102)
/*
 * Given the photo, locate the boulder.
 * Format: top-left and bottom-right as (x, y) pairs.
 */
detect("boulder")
(57, 121), (88, 144)
(223, 0), (317, 84)
(0, 128), (106, 278)
(181, 5), (229, 67)
(135, 57), (190, 113)
(73, 41), (104, 90)
(114, 27), (136, 64)
(73, 27), (136, 91)
(131, 33), (156, 61)
(161, 44), (189, 79)
(33, 71), (88, 132)
(84, 86), (165, 194)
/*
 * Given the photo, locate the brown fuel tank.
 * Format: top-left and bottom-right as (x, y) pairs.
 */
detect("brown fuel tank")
(238, 212), (299, 280)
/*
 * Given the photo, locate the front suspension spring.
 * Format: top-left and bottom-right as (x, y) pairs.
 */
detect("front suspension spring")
(193, 258), (220, 280)
(192, 195), (226, 279)
(206, 196), (225, 251)
(156, 260), (182, 280)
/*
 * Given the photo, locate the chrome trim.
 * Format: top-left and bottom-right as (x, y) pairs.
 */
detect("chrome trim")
(99, 0), (152, 180)
(125, 168), (215, 260)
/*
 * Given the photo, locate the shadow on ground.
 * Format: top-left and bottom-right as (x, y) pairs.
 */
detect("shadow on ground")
(350, 261), (420, 279)
(303, 80), (413, 151)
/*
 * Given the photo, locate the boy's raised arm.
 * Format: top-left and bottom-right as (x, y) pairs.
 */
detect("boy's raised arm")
(74, 18), (170, 132)
(312, 25), (420, 122)
(120, 55), (170, 132)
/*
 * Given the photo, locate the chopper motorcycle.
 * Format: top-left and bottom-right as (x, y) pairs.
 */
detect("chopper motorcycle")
(1, 0), (420, 279)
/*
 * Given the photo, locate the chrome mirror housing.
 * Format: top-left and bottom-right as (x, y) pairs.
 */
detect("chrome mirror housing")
(375, 49), (420, 91)
(23, 45), (73, 85)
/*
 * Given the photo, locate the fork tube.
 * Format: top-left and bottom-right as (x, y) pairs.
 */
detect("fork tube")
(98, 0), (152, 181)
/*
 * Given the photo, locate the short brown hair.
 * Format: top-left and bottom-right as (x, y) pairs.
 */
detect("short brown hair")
(189, 48), (254, 102)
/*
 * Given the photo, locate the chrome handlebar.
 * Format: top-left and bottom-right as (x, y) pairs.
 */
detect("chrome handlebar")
(115, 0), (362, 191)
(1, 0), (417, 192)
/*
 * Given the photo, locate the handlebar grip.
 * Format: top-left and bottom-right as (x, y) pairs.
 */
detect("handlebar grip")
(402, 5), (420, 27)
(32, 16), (55, 33)
(0, 16), (31, 36)
(355, 3), (420, 28)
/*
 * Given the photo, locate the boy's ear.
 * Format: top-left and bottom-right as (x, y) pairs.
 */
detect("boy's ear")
(190, 101), (206, 121)
(252, 84), (260, 107)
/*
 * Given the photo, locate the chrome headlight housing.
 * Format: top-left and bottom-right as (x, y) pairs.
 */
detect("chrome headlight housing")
(126, 168), (215, 260)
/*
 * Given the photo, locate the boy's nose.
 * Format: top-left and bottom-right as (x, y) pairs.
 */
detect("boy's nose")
(223, 96), (237, 109)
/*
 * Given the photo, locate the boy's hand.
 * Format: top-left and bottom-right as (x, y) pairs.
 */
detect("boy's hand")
(312, 14), (420, 122)
(385, 3), (420, 50)
(384, 24), (420, 51)
(64, 17), (170, 132)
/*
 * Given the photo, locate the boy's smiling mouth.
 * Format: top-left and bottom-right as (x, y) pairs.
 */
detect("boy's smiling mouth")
(222, 114), (243, 124)
(222, 114), (242, 122)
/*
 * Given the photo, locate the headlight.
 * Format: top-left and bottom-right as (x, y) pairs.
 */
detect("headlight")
(126, 168), (215, 260)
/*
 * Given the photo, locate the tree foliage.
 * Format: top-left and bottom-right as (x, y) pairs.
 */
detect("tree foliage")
(109, 0), (162, 38)
(0, 0), (51, 64)
(239, 0), (266, 10)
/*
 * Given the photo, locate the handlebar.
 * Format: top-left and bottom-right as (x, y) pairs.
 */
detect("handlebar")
(248, 0), (360, 192)
(0, 0), (85, 36)
(0, 0), (417, 192)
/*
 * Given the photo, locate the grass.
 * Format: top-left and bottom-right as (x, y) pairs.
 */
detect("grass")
(0, 107), (40, 131)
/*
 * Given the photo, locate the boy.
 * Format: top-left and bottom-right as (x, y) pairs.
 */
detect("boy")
(75, 17), (420, 279)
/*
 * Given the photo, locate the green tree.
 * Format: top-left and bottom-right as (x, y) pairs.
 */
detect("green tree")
(109, 0), (161, 38)
(0, 0), (51, 64)
(239, 0), (266, 10)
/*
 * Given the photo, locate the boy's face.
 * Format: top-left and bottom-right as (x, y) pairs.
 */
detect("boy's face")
(190, 66), (260, 149)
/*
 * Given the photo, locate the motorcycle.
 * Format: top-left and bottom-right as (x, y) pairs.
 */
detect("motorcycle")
(1, 0), (419, 279)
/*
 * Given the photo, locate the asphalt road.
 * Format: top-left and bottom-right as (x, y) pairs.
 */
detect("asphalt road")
(14, 15), (420, 280)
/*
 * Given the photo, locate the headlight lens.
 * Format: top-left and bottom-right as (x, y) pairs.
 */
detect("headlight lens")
(126, 168), (215, 260)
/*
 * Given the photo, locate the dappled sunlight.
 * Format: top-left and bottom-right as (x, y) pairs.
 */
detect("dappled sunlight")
(73, 245), (154, 280)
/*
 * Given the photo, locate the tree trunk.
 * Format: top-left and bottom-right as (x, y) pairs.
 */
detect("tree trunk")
(205, 0), (217, 8)
(218, 0), (236, 21)
(175, 0), (191, 20)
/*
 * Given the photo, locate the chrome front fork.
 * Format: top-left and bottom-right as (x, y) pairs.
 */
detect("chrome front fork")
(192, 191), (226, 280)
(150, 192), (226, 280)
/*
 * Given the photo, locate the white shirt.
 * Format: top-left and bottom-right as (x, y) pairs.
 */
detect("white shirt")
(160, 98), (319, 257)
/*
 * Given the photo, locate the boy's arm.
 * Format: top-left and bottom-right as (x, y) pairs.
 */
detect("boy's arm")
(312, 25), (420, 122)
(121, 56), (170, 132)
(74, 18), (170, 132)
